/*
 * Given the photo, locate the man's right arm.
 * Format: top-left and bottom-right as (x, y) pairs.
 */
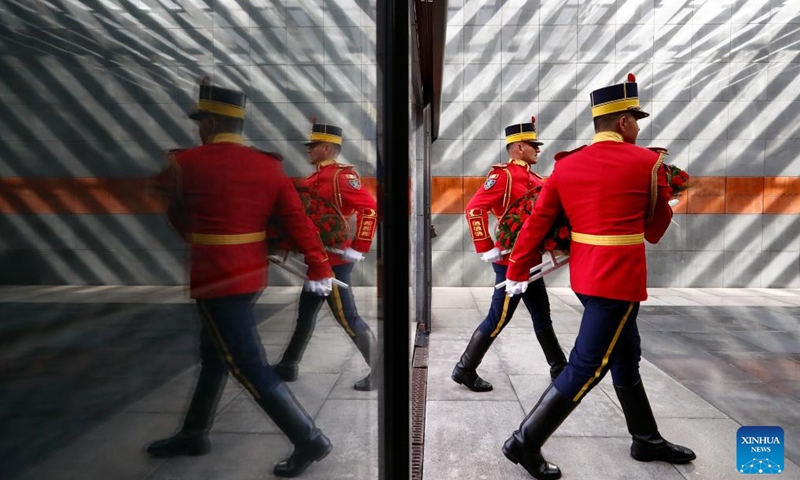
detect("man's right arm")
(465, 169), (507, 254)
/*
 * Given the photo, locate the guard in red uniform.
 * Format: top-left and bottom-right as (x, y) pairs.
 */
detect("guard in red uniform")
(501, 75), (695, 480)
(274, 123), (381, 391)
(147, 83), (334, 478)
(452, 119), (567, 393)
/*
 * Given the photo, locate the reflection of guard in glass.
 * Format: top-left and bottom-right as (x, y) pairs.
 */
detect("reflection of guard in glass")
(453, 118), (567, 393)
(147, 81), (334, 478)
(502, 74), (696, 479)
(274, 122), (380, 391)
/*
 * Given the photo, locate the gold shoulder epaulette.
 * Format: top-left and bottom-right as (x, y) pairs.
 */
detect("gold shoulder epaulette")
(647, 146), (669, 155)
(490, 163), (509, 169)
(336, 163), (355, 169)
(554, 145), (586, 161)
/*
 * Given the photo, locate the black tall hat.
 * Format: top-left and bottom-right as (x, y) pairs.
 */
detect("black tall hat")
(590, 73), (649, 119)
(188, 84), (247, 120)
(505, 116), (543, 146)
(304, 123), (343, 146)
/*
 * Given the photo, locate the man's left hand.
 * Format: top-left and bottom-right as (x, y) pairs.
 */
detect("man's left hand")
(480, 247), (503, 263)
(304, 277), (333, 296)
(505, 278), (528, 297)
(342, 247), (365, 262)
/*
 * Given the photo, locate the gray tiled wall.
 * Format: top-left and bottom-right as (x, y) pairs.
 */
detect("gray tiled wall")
(0, 0), (378, 286)
(435, 0), (800, 287)
(2, 0), (798, 288)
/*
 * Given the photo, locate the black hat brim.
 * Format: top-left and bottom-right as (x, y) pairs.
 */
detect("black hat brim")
(514, 140), (543, 147)
(629, 108), (650, 119)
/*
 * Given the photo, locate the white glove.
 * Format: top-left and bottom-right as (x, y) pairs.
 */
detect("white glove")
(304, 277), (333, 296)
(480, 247), (503, 263)
(341, 247), (365, 262)
(668, 198), (680, 208)
(505, 278), (529, 297)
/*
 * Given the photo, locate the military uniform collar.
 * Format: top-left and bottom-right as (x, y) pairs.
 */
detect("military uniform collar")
(591, 132), (624, 144)
(316, 159), (338, 169)
(210, 133), (246, 145)
(509, 158), (531, 171)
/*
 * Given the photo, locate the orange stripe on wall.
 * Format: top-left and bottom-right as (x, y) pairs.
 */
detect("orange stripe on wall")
(0, 178), (165, 214)
(1, 177), (798, 215)
(431, 177), (463, 214)
(765, 177), (800, 214)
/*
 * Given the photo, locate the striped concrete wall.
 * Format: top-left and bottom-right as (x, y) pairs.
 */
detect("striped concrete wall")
(1, 1), (799, 287)
(433, 0), (800, 287)
(0, 0), (378, 286)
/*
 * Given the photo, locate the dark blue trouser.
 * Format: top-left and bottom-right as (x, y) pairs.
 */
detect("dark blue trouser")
(553, 294), (642, 402)
(196, 292), (282, 398)
(190, 293), (321, 446)
(298, 263), (371, 338)
(477, 263), (553, 338)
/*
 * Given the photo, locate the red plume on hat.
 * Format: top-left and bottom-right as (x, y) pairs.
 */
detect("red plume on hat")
(200, 75), (211, 85)
(531, 115), (536, 125)
(311, 116), (317, 125)
(627, 73), (636, 82)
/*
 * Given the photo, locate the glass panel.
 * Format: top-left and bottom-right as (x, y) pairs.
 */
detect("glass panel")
(0, 1), (382, 479)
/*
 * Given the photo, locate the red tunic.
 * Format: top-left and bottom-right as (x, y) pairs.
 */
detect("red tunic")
(506, 136), (673, 302)
(465, 158), (545, 266)
(153, 135), (332, 299)
(300, 160), (378, 266)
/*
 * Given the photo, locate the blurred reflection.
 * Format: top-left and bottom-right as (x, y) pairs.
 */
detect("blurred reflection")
(274, 123), (381, 392)
(1, 1), (381, 478)
(148, 82), (336, 477)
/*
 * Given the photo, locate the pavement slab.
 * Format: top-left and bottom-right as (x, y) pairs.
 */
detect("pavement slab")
(1, 287), (799, 480)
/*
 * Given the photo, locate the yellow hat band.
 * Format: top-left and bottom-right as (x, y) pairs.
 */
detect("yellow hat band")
(197, 99), (246, 119)
(591, 98), (641, 118)
(310, 132), (342, 145)
(505, 132), (540, 145)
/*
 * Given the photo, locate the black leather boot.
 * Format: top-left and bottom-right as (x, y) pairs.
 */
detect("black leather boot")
(451, 328), (495, 392)
(614, 380), (696, 464)
(147, 367), (226, 457)
(274, 432), (333, 478)
(146, 432), (210, 457)
(535, 326), (567, 380)
(259, 383), (332, 477)
(274, 363), (299, 382)
(275, 314), (319, 382)
(502, 384), (577, 479)
(352, 329), (380, 391)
